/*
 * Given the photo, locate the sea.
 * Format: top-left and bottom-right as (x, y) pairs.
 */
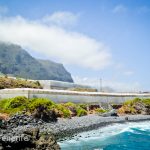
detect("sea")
(59, 121), (150, 150)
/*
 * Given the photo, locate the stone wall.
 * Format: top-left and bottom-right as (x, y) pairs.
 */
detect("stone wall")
(0, 89), (150, 104)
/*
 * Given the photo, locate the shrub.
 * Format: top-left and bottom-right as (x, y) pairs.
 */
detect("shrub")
(5, 96), (28, 109)
(124, 98), (141, 106)
(118, 105), (136, 114)
(28, 98), (55, 111)
(64, 102), (76, 107)
(95, 108), (108, 114)
(0, 99), (8, 109)
(142, 99), (150, 106)
(0, 96), (29, 115)
(76, 107), (87, 117)
(0, 97), (55, 115)
(78, 104), (88, 110)
(55, 104), (71, 118)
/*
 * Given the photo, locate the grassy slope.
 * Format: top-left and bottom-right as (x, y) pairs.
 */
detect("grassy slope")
(0, 77), (42, 89)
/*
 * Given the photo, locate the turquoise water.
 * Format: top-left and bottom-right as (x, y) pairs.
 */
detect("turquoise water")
(59, 121), (150, 150)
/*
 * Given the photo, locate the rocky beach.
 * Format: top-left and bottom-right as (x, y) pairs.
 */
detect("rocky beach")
(0, 96), (150, 149)
(1, 113), (150, 149)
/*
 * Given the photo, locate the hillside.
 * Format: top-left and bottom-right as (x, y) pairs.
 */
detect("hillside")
(0, 77), (42, 89)
(0, 42), (73, 82)
(38, 59), (73, 82)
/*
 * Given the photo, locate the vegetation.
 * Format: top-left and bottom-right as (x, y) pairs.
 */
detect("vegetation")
(0, 96), (112, 119)
(78, 104), (88, 110)
(28, 98), (55, 112)
(0, 96), (29, 114)
(118, 98), (150, 115)
(76, 107), (87, 116)
(0, 42), (73, 82)
(95, 108), (108, 114)
(123, 98), (141, 106)
(0, 96), (88, 118)
(70, 88), (97, 92)
(0, 77), (42, 89)
(123, 98), (150, 106)
(55, 104), (71, 118)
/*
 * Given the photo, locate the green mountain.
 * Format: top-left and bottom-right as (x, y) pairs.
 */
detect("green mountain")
(0, 42), (73, 82)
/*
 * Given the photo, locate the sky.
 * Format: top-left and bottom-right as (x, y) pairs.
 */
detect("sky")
(0, 0), (150, 92)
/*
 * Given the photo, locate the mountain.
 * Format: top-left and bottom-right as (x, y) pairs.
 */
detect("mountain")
(0, 42), (73, 82)
(38, 59), (73, 82)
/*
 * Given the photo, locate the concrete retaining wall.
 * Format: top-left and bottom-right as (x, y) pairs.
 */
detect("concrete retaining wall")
(0, 89), (150, 104)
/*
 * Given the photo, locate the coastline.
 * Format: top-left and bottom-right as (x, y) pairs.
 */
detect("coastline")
(39, 114), (150, 139)
(1, 114), (150, 149)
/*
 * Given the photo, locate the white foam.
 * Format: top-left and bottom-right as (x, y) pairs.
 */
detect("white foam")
(59, 121), (150, 147)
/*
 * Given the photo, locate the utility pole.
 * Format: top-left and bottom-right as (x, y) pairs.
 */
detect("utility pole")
(100, 78), (102, 92)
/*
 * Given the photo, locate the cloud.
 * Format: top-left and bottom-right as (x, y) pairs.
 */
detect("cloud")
(73, 76), (141, 92)
(0, 5), (8, 15)
(42, 11), (80, 26)
(0, 14), (112, 70)
(112, 4), (127, 14)
(124, 71), (134, 76)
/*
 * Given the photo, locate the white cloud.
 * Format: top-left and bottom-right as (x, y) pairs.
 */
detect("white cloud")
(112, 4), (127, 14)
(124, 71), (134, 76)
(0, 5), (8, 15)
(0, 14), (112, 70)
(43, 11), (80, 26)
(73, 76), (141, 92)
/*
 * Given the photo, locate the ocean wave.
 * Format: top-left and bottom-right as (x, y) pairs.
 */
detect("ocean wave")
(59, 121), (150, 150)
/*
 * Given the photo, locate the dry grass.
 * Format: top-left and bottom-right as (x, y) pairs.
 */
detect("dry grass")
(0, 113), (9, 120)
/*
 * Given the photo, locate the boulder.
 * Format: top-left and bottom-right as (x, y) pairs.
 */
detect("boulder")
(32, 106), (58, 122)
(89, 104), (100, 111)
(99, 109), (118, 117)
(0, 127), (60, 150)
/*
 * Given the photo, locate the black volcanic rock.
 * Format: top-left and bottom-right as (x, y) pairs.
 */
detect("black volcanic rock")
(0, 42), (73, 82)
(0, 127), (60, 150)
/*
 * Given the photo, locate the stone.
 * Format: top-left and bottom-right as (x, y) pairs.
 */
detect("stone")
(0, 127), (60, 150)
(99, 109), (118, 117)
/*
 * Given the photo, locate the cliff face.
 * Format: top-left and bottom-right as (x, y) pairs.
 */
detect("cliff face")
(0, 42), (73, 82)
(38, 59), (73, 82)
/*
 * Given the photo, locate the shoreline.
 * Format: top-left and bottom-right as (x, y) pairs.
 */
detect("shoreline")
(39, 114), (150, 140)
(1, 114), (150, 149)
(1, 114), (150, 141)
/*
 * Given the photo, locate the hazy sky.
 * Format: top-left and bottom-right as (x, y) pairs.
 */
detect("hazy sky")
(0, 0), (150, 91)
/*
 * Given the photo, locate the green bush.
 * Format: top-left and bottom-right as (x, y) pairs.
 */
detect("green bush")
(28, 98), (55, 111)
(95, 108), (108, 114)
(142, 99), (150, 105)
(64, 102), (76, 107)
(0, 97), (55, 115)
(121, 98), (150, 115)
(5, 96), (28, 109)
(78, 104), (88, 110)
(124, 98), (141, 106)
(55, 104), (71, 118)
(0, 96), (29, 115)
(0, 99), (8, 109)
(76, 107), (87, 117)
